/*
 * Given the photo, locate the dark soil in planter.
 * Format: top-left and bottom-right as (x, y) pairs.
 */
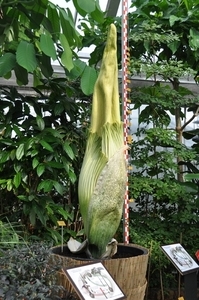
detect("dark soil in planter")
(51, 244), (148, 260)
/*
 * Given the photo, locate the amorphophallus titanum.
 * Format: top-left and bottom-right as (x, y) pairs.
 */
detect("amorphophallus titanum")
(76, 24), (127, 259)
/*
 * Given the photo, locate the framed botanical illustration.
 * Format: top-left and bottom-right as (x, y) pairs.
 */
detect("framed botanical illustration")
(62, 261), (126, 300)
(161, 243), (199, 275)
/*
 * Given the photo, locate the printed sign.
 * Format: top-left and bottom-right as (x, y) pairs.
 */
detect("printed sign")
(63, 262), (126, 300)
(161, 243), (199, 275)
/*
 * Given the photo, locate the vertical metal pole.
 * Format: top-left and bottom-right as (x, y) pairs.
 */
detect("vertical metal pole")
(61, 225), (63, 252)
(122, 0), (129, 244)
(184, 272), (197, 300)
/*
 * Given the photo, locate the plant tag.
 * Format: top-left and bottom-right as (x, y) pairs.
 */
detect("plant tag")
(57, 220), (66, 253)
(195, 250), (199, 261)
(57, 220), (66, 226)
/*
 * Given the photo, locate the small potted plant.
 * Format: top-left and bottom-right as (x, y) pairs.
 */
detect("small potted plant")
(51, 24), (148, 300)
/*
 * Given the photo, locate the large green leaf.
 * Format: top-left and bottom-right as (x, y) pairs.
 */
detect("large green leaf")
(4, 71), (12, 80)
(77, 0), (95, 13)
(44, 128), (63, 138)
(180, 181), (198, 194)
(16, 41), (37, 72)
(184, 173), (199, 181)
(189, 28), (199, 50)
(54, 103), (64, 116)
(67, 7), (81, 46)
(0, 53), (16, 76)
(169, 15), (181, 26)
(68, 170), (77, 184)
(48, 3), (60, 37)
(46, 161), (63, 169)
(63, 141), (75, 160)
(69, 59), (86, 79)
(37, 179), (54, 192)
(168, 41), (180, 54)
(30, 149), (39, 157)
(59, 8), (81, 48)
(183, 129), (199, 140)
(36, 207), (48, 226)
(60, 33), (74, 71)
(90, 8), (105, 24)
(36, 115), (45, 131)
(40, 34), (56, 60)
(30, 11), (45, 30)
(72, 0), (87, 16)
(13, 124), (23, 138)
(16, 144), (25, 160)
(13, 172), (22, 188)
(14, 163), (22, 173)
(14, 63), (28, 85)
(32, 157), (39, 169)
(33, 69), (43, 87)
(7, 179), (13, 191)
(37, 163), (45, 177)
(53, 181), (64, 195)
(40, 140), (54, 152)
(81, 66), (98, 95)
(56, 206), (71, 219)
(41, 15), (54, 34)
(25, 137), (35, 151)
(182, 0), (191, 11)
(0, 179), (8, 185)
(59, 10), (74, 46)
(90, 1), (105, 24)
(0, 152), (9, 163)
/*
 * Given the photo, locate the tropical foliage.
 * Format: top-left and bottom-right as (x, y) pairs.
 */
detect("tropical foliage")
(0, 0), (104, 242)
(0, 0), (104, 93)
(1, 0), (199, 297)
(0, 81), (89, 242)
(122, 0), (199, 293)
(0, 240), (76, 299)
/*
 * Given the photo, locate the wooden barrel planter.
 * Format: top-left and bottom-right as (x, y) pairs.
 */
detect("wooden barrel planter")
(50, 243), (149, 300)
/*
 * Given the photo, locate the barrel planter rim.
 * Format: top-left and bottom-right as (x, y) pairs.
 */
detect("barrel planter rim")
(50, 243), (148, 259)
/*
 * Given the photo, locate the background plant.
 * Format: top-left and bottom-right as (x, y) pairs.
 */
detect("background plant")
(0, 0), (104, 93)
(0, 241), (77, 300)
(0, 78), (90, 242)
(100, 0), (199, 295)
(121, 0), (199, 294)
(1, 0), (199, 297)
(0, 0), (105, 243)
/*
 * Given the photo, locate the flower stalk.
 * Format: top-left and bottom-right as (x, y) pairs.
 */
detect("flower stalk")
(78, 24), (127, 258)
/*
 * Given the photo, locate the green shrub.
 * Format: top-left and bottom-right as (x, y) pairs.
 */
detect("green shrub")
(0, 242), (77, 300)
